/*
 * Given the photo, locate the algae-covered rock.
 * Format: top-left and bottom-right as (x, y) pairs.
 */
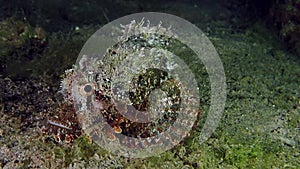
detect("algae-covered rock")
(269, 0), (300, 56)
(0, 17), (48, 78)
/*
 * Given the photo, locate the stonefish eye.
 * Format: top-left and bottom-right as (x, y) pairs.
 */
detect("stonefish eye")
(79, 83), (94, 96)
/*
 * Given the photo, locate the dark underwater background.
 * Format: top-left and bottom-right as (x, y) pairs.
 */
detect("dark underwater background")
(0, 0), (299, 168)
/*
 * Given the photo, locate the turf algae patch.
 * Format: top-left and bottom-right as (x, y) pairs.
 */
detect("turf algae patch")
(207, 24), (300, 168)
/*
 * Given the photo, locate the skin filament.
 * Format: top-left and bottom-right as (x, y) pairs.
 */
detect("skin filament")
(47, 119), (72, 130)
